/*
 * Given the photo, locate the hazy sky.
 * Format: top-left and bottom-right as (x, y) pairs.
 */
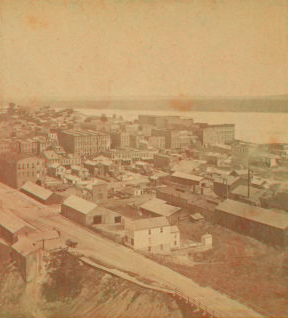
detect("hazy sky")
(1, 0), (287, 101)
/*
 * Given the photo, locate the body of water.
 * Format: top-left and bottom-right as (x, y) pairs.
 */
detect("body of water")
(76, 108), (288, 144)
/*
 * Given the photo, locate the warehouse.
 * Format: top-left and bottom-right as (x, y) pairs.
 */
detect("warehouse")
(214, 199), (288, 247)
(61, 195), (99, 226)
(20, 181), (63, 205)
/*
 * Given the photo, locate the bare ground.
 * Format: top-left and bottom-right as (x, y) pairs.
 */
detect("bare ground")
(148, 221), (288, 318)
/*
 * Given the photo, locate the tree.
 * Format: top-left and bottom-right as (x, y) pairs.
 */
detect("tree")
(42, 250), (83, 302)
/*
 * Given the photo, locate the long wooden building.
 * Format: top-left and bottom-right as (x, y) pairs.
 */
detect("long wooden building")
(214, 199), (288, 247)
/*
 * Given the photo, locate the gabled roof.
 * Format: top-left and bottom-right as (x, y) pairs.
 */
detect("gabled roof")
(0, 210), (35, 234)
(21, 182), (53, 201)
(62, 195), (97, 215)
(216, 199), (288, 230)
(140, 198), (181, 217)
(131, 216), (170, 231)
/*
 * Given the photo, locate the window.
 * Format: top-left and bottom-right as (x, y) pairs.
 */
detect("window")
(32, 163), (35, 168)
(160, 227), (163, 233)
(148, 246), (151, 252)
(148, 229), (151, 235)
(27, 163), (29, 168)
(131, 238), (134, 246)
(174, 241), (177, 246)
(18, 164), (21, 169)
(22, 163), (25, 169)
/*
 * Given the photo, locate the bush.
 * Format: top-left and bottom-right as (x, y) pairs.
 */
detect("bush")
(42, 250), (83, 302)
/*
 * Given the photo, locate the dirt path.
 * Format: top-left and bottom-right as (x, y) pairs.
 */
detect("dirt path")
(0, 183), (263, 318)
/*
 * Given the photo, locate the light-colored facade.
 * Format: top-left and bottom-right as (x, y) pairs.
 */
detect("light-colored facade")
(58, 129), (111, 155)
(197, 124), (235, 146)
(125, 217), (180, 252)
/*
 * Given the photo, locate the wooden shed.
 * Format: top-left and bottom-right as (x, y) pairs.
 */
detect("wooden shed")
(61, 195), (99, 226)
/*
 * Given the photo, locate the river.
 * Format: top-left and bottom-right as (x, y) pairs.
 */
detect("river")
(75, 108), (288, 144)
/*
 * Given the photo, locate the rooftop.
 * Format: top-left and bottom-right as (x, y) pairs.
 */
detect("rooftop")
(231, 185), (267, 200)
(213, 176), (241, 186)
(12, 237), (40, 256)
(172, 171), (204, 183)
(62, 195), (97, 215)
(21, 181), (54, 201)
(0, 210), (35, 234)
(130, 216), (171, 231)
(140, 198), (181, 217)
(61, 129), (108, 137)
(28, 230), (59, 242)
(216, 199), (288, 230)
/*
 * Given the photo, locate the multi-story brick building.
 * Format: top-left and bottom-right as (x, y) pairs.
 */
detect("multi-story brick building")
(58, 129), (111, 155)
(0, 152), (46, 188)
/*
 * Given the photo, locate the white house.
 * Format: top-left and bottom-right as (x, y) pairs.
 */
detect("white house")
(124, 216), (180, 253)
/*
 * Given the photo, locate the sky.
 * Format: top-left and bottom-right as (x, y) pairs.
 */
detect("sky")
(0, 0), (287, 102)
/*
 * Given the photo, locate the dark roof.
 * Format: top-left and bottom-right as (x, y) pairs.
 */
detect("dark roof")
(216, 199), (288, 230)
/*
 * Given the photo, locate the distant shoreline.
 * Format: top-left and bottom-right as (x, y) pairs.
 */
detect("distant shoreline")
(52, 96), (288, 113)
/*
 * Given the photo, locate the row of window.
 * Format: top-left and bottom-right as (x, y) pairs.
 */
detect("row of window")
(18, 170), (45, 177)
(148, 227), (163, 235)
(18, 162), (44, 169)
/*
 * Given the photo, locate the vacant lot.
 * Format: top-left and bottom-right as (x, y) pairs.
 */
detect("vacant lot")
(150, 221), (288, 317)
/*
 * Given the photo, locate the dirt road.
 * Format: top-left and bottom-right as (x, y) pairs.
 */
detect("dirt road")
(0, 184), (262, 318)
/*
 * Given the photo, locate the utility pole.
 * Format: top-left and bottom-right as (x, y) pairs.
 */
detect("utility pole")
(247, 157), (252, 198)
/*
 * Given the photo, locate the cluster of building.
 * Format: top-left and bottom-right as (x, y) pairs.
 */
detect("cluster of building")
(1, 102), (288, 279)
